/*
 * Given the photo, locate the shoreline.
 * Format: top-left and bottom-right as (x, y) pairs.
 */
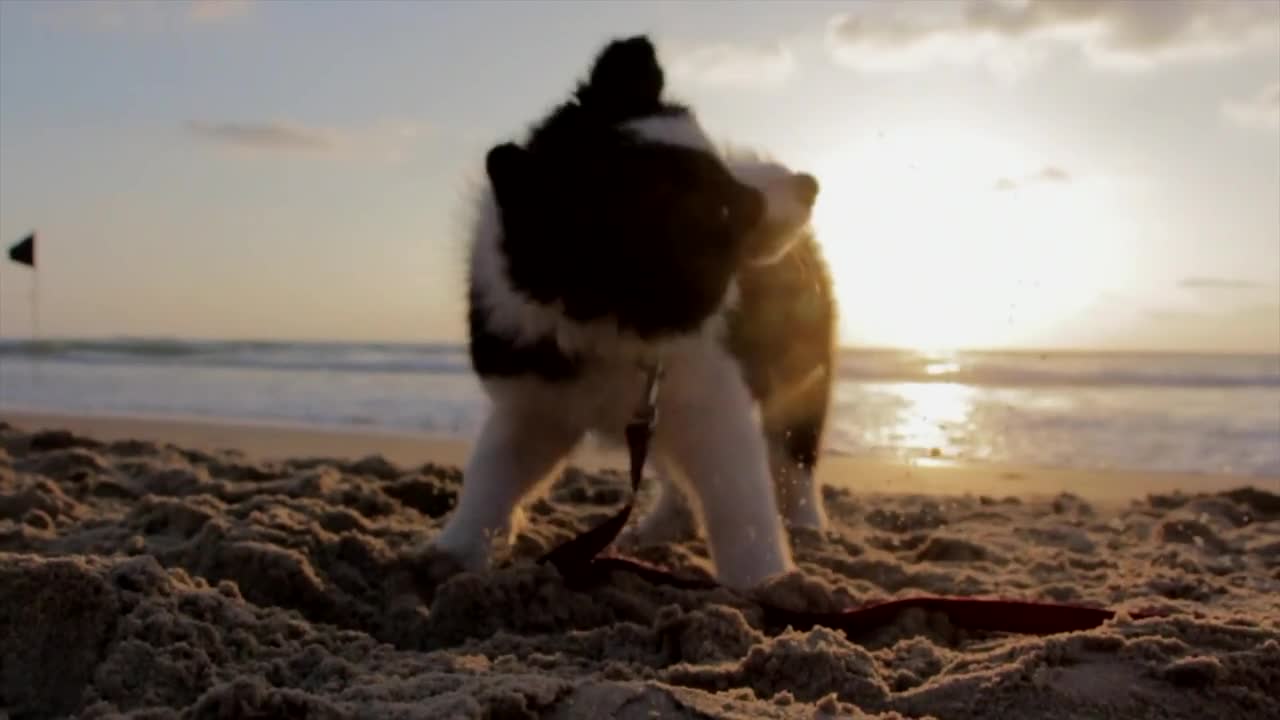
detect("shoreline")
(3, 408), (1273, 503)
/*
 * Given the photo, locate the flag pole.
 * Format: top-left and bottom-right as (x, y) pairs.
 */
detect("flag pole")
(33, 261), (39, 342)
(5, 230), (39, 356)
(35, 255), (40, 383)
(31, 231), (39, 343)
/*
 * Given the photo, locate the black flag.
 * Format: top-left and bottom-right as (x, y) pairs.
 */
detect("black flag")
(8, 232), (35, 268)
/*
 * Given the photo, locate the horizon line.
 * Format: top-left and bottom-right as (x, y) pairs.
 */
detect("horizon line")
(0, 334), (1277, 358)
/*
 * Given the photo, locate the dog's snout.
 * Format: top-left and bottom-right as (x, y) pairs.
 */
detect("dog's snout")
(791, 173), (819, 207)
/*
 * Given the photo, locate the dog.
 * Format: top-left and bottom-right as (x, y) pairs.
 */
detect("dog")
(620, 151), (836, 550)
(431, 36), (834, 590)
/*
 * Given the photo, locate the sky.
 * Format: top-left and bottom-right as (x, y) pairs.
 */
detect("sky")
(0, 0), (1277, 353)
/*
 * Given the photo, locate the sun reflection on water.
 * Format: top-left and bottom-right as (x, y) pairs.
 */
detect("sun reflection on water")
(925, 362), (960, 376)
(884, 382), (979, 462)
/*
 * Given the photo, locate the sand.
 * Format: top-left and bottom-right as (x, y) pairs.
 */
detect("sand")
(2, 412), (1279, 719)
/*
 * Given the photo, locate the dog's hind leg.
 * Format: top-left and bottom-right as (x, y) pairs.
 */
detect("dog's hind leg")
(617, 456), (699, 549)
(763, 363), (832, 532)
(767, 419), (828, 532)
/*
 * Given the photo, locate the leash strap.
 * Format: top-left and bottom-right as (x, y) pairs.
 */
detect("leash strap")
(540, 362), (661, 576)
(537, 362), (1154, 636)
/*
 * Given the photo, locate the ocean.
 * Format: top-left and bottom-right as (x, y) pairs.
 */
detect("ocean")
(1, 339), (1277, 478)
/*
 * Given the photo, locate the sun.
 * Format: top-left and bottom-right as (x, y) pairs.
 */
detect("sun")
(807, 127), (1127, 351)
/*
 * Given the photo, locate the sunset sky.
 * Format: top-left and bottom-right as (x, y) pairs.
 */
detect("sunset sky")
(1, 0), (1277, 352)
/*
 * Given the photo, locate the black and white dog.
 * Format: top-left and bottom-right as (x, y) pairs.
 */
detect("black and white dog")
(432, 36), (835, 590)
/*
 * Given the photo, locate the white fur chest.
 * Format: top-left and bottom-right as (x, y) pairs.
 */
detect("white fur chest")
(480, 362), (649, 446)
(479, 332), (742, 447)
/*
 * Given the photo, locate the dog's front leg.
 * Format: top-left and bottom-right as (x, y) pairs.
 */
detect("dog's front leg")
(658, 350), (795, 590)
(433, 397), (582, 571)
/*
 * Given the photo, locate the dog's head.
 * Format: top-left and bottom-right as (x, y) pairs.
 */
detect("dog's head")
(483, 36), (820, 338)
(726, 150), (821, 267)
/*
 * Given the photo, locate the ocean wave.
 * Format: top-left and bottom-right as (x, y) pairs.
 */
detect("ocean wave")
(837, 359), (1280, 389)
(0, 339), (472, 376)
(2, 339), (1276, 389)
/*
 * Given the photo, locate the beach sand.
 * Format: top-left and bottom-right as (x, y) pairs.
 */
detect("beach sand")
(2, 410), (1278, 719)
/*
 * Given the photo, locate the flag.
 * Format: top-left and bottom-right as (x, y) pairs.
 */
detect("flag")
(8, 232), (35, 268)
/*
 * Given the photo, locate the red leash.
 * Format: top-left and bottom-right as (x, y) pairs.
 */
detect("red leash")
(539, 362), (1155, 637)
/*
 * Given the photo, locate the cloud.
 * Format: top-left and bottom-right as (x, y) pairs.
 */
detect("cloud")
(185, 119), (428, 161)
(41, 0), (251, 32)
(1180, 276), (1266, 290)
(1039, 293), (1280, 352)
(993, 165), (1071, 191)
(826, 0), (1279, 75)
(188, 0), (253, 24)
(187, 121), (334, 151)
(826, 4), (1009, 74)
(668, 41), (797, 89)
(1037, 165), (1070, 182)
(1139, 303), (1280, 352)
(1223, 81), (1280, 131)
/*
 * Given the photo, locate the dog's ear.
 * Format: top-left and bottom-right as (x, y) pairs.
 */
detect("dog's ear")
(485, 142), (531, 197)
(578, 35), (664, 120)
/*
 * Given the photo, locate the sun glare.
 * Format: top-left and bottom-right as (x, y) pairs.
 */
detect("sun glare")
(893, 381), (979, 462)
(809, 128), (1127, 351)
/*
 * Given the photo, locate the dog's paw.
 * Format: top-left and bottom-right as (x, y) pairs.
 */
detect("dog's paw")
(420, 544), (474, 582)
(392, 542), (481, 603)
(783, 502), (828, 533)
(429, 509), (523, 576)
(617, 509), (698, 550)
(614, 525), (646, 551)
(778, 472), (829, 533)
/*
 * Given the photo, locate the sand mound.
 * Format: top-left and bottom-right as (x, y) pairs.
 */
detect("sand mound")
(1, 422), (1278, 718)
